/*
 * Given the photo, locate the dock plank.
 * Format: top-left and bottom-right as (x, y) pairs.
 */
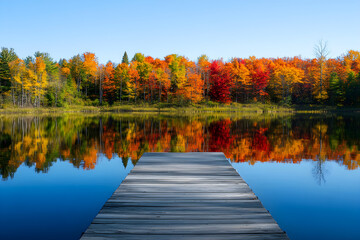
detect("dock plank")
(81, 152), (289, 240)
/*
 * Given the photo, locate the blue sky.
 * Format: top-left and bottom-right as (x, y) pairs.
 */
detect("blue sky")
(1, 0), (359, 63)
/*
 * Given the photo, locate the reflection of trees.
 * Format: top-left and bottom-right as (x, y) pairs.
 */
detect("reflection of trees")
(311, 121), (328, 185)
(209, 119), (233, 152)
(312, 158), (327, 185)
(0, 133), (12, 178)
(0, 114), (359, 180)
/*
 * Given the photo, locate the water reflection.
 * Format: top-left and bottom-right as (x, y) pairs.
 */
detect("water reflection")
(312, 160), (327, 185)
(1, 114), (359, 181)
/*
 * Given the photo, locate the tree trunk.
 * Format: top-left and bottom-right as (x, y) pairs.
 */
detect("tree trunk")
(99, 72), (103, 105)
(21, 82), (24, 107)
(12, 87), (15, 106)
(134, 79), (137, 103)
(159, 81), (162, 102)
(320, 62), (323, 102)
(120, 76), (122, 103)
(144, 81), (146, 102)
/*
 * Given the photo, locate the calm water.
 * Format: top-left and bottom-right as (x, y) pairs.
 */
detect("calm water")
(0, 114), (359, 240)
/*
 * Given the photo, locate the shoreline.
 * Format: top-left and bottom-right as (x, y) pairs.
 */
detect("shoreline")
(0, 103), (359, 115)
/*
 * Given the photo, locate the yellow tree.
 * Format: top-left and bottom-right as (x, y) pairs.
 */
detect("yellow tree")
(197, 55), (210, 99)
(126, 63), (139, 102)
(165, 54), (187, 101)
(114, 63), (130, 102)
(22, 65), (36, 106)
(34, 57), (47, 107)
(229, 59), (250, 103)
(310, 59), (330, 102)
(9, 58), (26, 106)
(271, 59), (304, 104)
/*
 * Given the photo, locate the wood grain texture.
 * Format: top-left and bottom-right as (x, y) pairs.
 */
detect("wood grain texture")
(81, 152), (289, 240)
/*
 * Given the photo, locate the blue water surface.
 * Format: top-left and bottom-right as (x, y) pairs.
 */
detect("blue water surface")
(1, 114), (360, 240)
(0, 154), (134, 240)
(232, 160), (360, 240)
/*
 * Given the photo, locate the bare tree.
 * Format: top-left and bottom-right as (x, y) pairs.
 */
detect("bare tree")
(314, 40), (330, 102)
(312, 158), (327, 185)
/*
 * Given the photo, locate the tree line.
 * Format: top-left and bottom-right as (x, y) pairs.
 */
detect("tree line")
(0, 44), (360, 107)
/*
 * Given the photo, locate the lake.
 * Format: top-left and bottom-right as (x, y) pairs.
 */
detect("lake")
(0, 113), (359, 240)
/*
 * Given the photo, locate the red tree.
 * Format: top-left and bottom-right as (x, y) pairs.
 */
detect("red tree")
(251, 68), (270, 98)
(209, 61), (232, 103)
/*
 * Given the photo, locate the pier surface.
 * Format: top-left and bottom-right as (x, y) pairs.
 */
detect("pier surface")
(81, 152), (289, 240)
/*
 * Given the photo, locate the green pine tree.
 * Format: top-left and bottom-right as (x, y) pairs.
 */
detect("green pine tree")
(354, 72), (360, 106)
(345, 71), (356, 106)
(0, 48), (17, 96)
(122, 51), (129, 64)
(328, 72), (344, 106)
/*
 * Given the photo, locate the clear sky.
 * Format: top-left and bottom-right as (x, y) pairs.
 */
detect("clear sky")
(1, 0), (359, 63)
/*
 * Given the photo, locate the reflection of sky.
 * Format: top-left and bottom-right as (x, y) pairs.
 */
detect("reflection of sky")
(1, 155), (359, 240)
(232, 160), (360, 240)
(0, 154), (134, 240)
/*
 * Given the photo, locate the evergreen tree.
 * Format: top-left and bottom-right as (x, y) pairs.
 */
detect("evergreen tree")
(0, 48), (17, 97)
(328, 72), (344, 106)
(122, 51), (129, 64)
(354, 72), (360, 105)
(345, 72), (356, 106)
(24, 56), (34, 67)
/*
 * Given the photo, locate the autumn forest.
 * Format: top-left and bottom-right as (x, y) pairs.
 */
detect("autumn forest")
(1, 46), (360, 108)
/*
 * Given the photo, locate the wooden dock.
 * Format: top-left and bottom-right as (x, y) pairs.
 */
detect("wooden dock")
(81, 152), (289, 240)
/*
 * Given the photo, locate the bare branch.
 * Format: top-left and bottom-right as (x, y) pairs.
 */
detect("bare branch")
(314, 40), (330, 60)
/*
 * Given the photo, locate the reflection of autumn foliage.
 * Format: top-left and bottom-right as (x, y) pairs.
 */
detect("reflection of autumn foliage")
(1, 115), (360, 179)
(12, 131), (49, 170)
(103, 125), (115, 160)
(82, 142), (98, 170)
(209, 119), (233, 152)
(252, 128), (269, 152)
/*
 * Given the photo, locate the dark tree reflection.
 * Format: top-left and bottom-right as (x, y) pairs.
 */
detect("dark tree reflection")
(312, 159), (328, 185)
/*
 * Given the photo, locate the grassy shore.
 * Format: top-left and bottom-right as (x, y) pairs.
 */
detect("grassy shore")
(0, 102), (359, 114)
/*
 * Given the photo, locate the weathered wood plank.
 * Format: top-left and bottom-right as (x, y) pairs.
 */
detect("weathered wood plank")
(81, 234), (289, 240)
(116, 184), (252, 192)
(93, 213), (275, 221)
(98, 207), (270, 214)
(85, 223), (283, 234)
(93, 212), (274, 220)
(81, 152), (289, 240)
(107, 199), (259, 204)
(111, 192), (256, 199)
(103, 203), (264, 208)
(92, 217), (277, 224)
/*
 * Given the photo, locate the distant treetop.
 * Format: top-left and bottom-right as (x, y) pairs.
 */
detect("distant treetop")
(122, 51), (129, 64)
